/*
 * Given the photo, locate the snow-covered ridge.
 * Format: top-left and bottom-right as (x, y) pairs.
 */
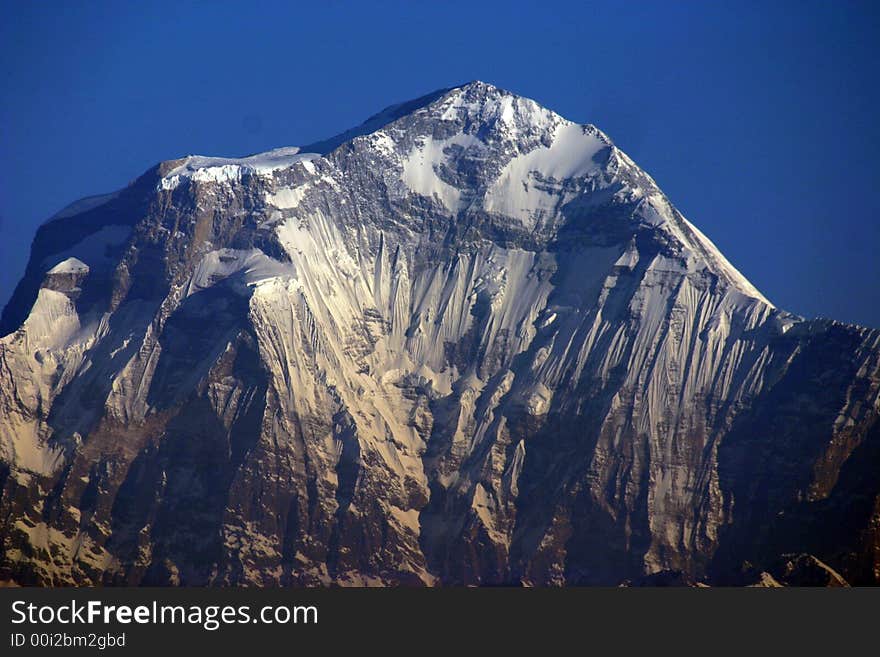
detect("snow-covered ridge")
(159, 146), (319, 190)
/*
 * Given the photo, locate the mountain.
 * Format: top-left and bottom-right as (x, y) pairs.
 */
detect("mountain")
(1, 82), (878, 586)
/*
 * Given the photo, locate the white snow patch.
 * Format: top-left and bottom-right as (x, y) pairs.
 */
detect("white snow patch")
(186, 248), (294, 296)
(266, 184), (311, 210)
(48, 257), (89, 275)
(614, 243), (640, 270)
(484, 123), (606, 225)
(401, 137), (462, 210)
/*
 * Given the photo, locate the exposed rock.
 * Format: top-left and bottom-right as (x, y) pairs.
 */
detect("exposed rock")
(770, 554), (850, 587)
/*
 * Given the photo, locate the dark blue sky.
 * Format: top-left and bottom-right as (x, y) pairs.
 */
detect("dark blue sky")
(2, 1), (878, 326)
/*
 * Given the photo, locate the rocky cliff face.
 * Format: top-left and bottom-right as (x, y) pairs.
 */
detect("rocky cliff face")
(1, 82), (878, 586)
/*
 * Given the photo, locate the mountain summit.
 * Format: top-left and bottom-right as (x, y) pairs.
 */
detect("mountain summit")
(1, 82), (878, 586)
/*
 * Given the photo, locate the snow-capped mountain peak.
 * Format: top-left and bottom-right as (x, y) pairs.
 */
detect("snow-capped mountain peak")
(0, 83), (877, 587)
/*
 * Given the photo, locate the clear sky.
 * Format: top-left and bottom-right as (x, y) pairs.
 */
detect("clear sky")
(1, 0), (878, 327)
